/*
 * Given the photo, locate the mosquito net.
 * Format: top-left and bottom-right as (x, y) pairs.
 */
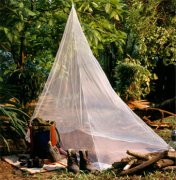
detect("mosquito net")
(31, 6), (168, 169)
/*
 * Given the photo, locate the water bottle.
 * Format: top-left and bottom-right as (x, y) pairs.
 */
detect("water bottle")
(168, 130), (176, 151)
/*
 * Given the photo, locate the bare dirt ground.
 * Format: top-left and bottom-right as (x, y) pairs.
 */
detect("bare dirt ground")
(0, 159), (28, 180)
(0, 159), (37, 180)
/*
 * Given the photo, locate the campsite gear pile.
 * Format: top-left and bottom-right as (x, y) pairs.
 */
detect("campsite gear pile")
(112, 150), (176, 175)
(67, 149), (97, 174)
(29, 117), (97, 173)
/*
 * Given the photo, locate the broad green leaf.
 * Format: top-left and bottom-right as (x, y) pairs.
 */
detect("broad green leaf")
(25, 9), (36, 16)
(6, 32), (13, 42)
(36, 21), (41, 29)
(153, 73), (158, 80)
(3, 27), (8, 34)
(25, 31), (30, 37)
(94, 37), (98, 46)
(88, 7), (93, 13)
(23, 39), (27, 46)
(114, 14), (120, 21)
(39, 17), (47, 22)
(110, 11), (117, 19)
(31, 35), (37, 40)
(91, 2), (98, 8)
(93, 30), (101, 41)
(84, 4), (90, 12)
(16, 22), (24, 32)
(49, 19), (53, 26)
(19, 2), (24, 8)
(20, 14), (24, 20)
(4, 70), (10, 75)
(105, 3), (111, 13)
(78, 3), (85, 12)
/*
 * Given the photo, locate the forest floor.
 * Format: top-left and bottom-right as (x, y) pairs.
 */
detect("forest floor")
(0, 117), (175, 180)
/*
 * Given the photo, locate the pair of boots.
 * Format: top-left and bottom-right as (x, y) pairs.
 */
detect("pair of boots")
(67, 149), (97, 174)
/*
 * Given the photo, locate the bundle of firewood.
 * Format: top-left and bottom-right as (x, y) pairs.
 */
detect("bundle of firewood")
(112, 150), (176, 175)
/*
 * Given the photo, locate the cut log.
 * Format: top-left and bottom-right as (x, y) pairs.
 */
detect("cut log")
(112, 161), (127, 169)
(162, 166), (176, 171)
(121, 156), (136, 162)
(126, 150), (161, 160)
(120, 151), (167, 175)
(123, 159), (137, 170)
(126, 150), (149, 160)
(167, 151), (176, 160)
(154, 159), (174, 168)
(112, 156), (136, 169)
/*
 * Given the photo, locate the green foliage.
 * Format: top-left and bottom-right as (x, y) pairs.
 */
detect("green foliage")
(125, 0), (176, 68)
(0, 85), (29, 151)
(0, 50), (16, 80)
(0, 0), (126, 60)
(6, 59), (48, 104)
(115, 58), (151, 101)
(0, 0), (127, 103)
(74, 0), (127, 55)
(139, 27), (176, 67)
(0, 104), (28, 152)
(120, 0), (176, 100)
(0, 105), (28, 137)
(0, 49), (50, 104)
(0, 0), (175, 103)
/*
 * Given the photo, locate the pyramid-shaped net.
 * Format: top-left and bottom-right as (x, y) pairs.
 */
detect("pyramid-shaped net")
(32, 6), (168, 169)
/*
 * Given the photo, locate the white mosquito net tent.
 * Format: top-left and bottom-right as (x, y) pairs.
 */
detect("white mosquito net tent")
(31, 6), (168, 169)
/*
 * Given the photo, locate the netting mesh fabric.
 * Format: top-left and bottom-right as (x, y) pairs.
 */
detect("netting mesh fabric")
(31, 6), (168, 169)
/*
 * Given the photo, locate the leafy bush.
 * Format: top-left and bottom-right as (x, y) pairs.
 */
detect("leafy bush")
(5, 59), (49, 105)
(114, 59), (151, 101)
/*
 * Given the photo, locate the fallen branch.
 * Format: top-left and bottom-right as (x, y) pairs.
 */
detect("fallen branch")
(144, 107), (176, 117)
(126, 150), (149, 160)
(154, 159), (174, 168)
(154, 97), (176, 110)
(146, 108), (176, 122)
(143, 116), (172, 129)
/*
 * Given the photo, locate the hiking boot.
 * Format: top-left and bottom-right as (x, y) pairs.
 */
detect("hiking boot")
(79, 149), (97, 173)
(67, 149), (79, 174)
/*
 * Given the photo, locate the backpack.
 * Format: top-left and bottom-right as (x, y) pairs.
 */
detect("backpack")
(30, 117), (61, 159)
